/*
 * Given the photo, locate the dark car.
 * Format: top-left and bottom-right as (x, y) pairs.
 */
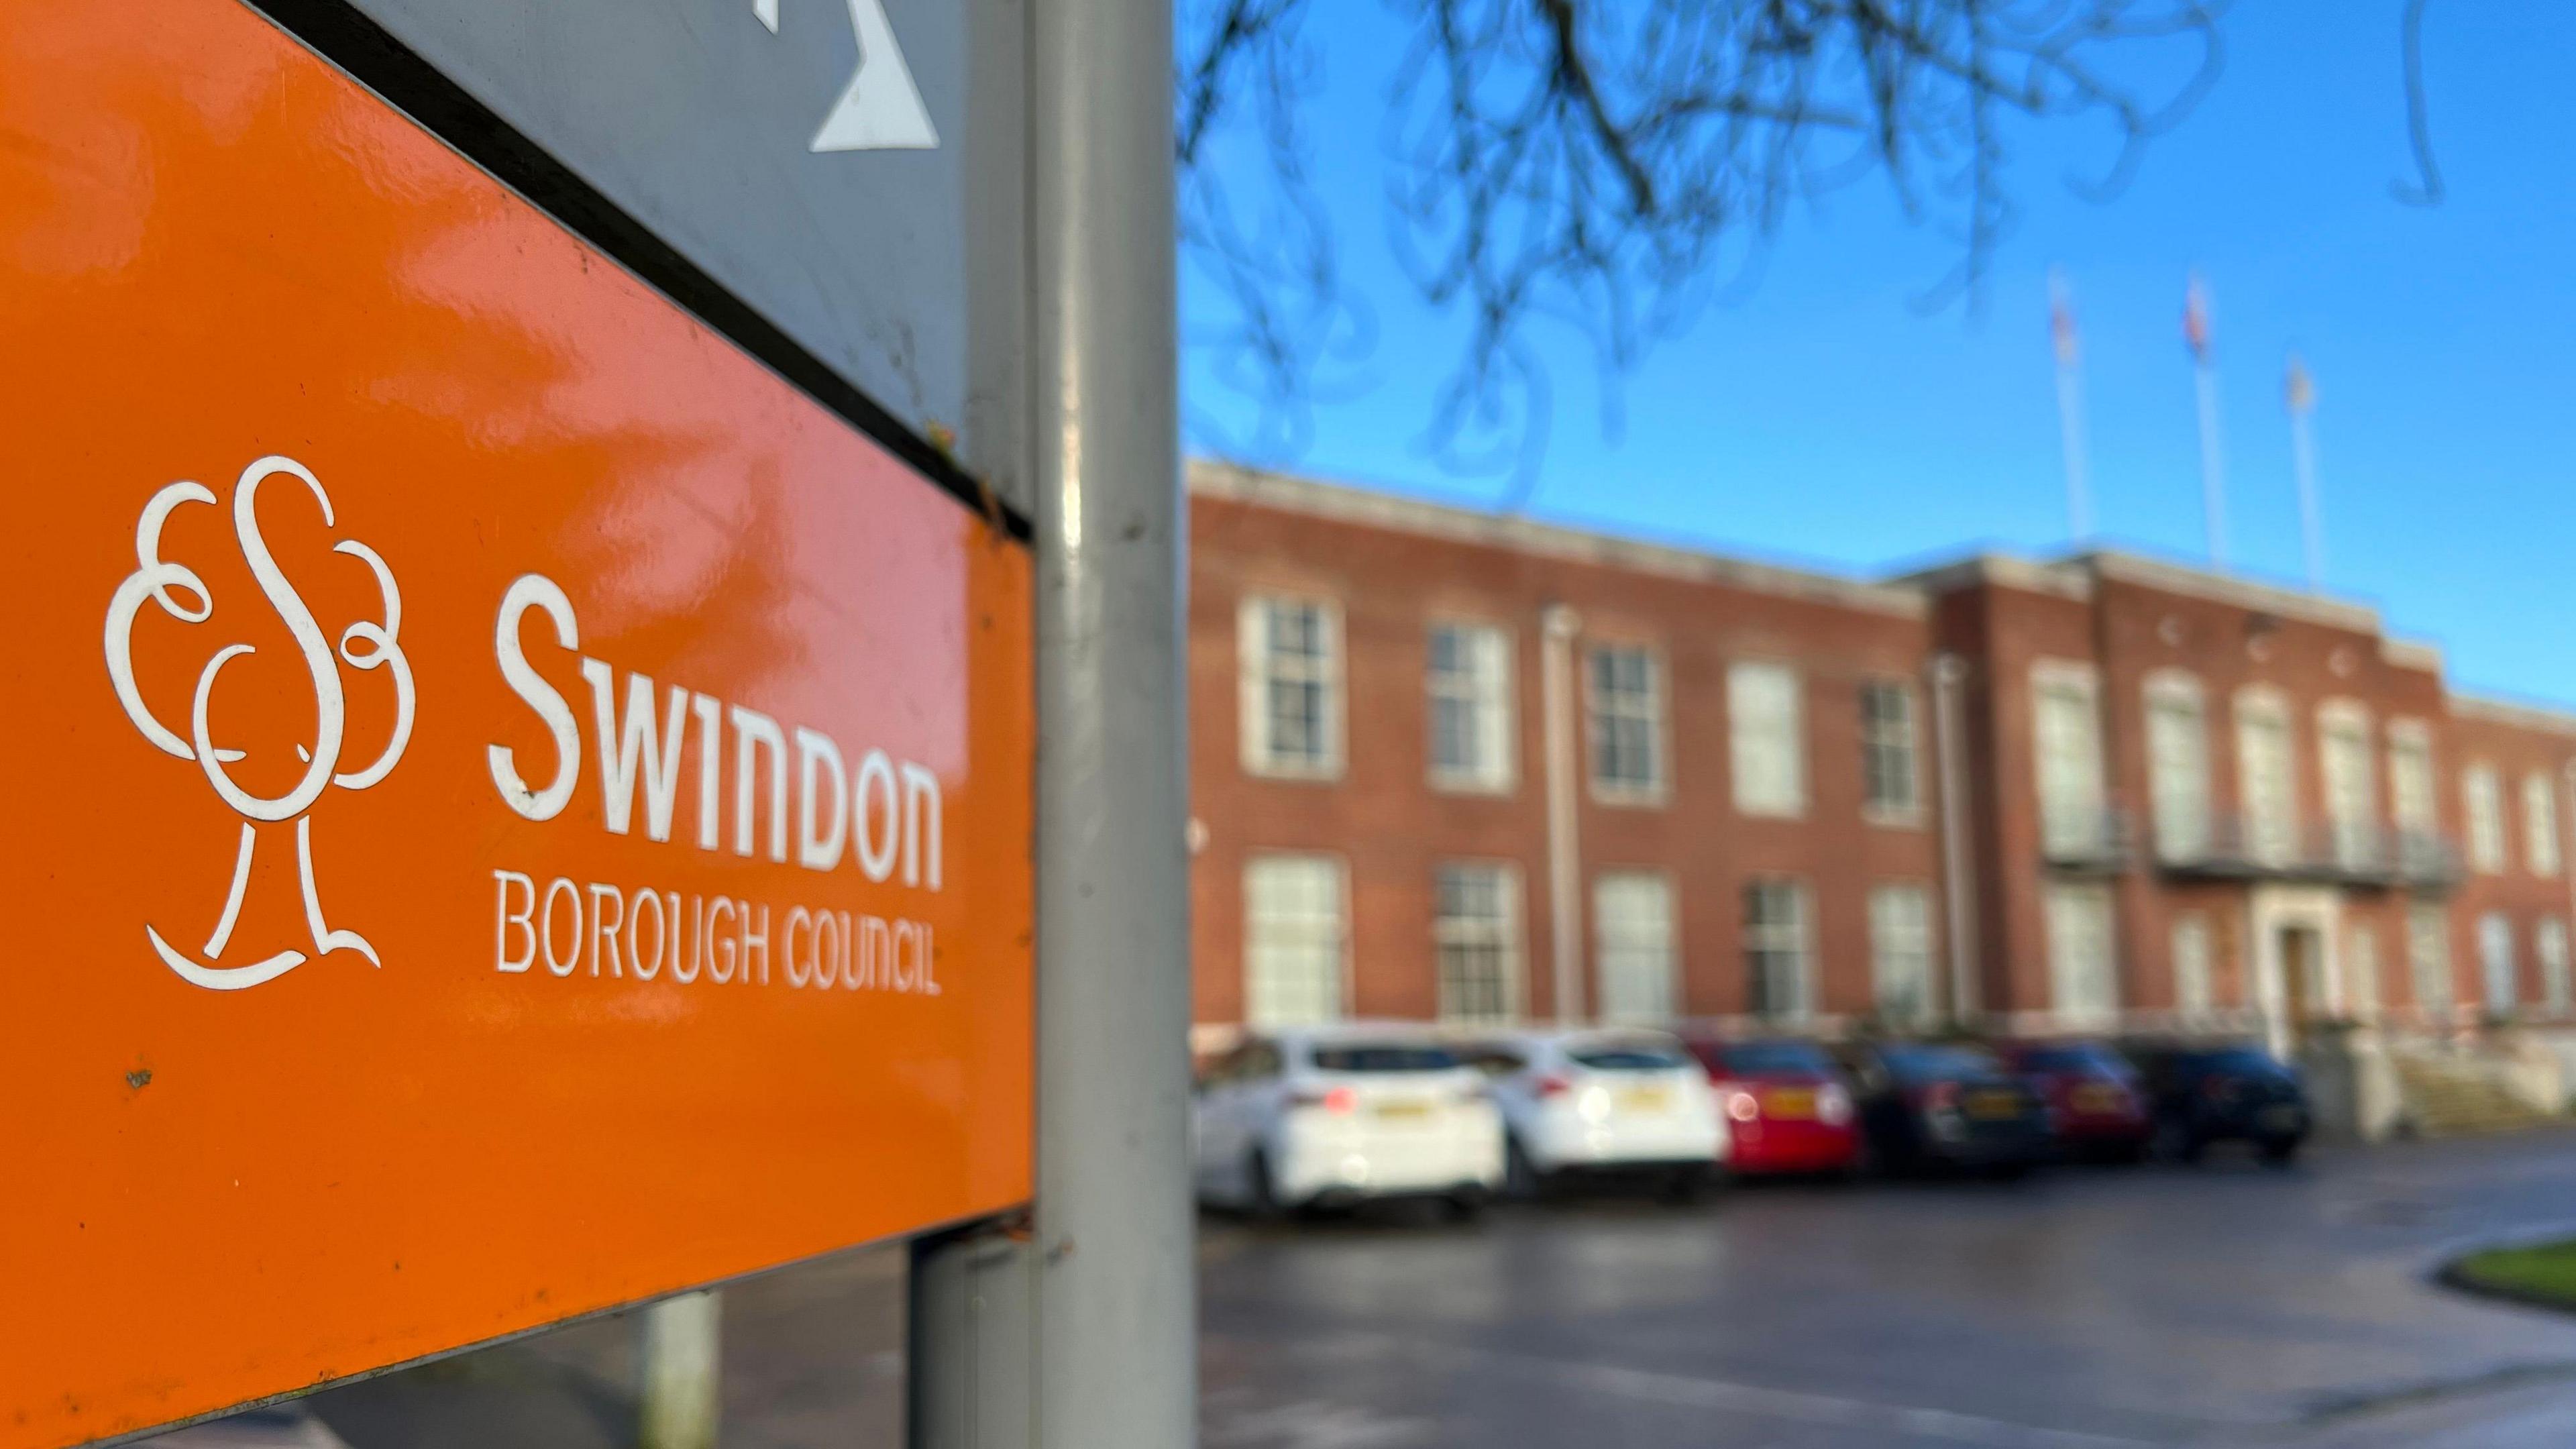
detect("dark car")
(1836, 1041), (2053, 1179)
(1998, 1039), (2152, 1162)
(2127, 1042), (2311, 1165)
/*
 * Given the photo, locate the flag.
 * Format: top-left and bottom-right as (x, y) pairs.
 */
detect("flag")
(2049, 268), (2080, 368)
(2285, 352), (2316, 414)
(2183, 273), (2212, 363)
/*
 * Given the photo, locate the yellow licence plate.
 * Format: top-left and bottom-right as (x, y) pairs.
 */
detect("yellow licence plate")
(2076, 1085), (2125, 1112)
(1618, 1086), (1672, 1114)
(1373, 1099), (1433, 1121)
(1764, 1087), (1817, 1119)
(1968, 1091), (2022, 1120)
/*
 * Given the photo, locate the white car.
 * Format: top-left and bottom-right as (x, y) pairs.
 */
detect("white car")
(1464, 1029), (1727, 1198)
(1193, 1025), (1505, 1216)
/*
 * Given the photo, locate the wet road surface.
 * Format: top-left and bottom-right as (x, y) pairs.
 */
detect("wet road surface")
(144, 1130), (2576, 1448)
(1199, 1131), (2576, 1448)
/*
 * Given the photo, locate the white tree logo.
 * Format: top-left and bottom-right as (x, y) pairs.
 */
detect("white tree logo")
(104, 455), (415, 991)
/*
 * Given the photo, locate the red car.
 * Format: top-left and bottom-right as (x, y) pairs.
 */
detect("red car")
(1683, 1038), (1862, 1176)
(1999, 1039), (2152, 1161)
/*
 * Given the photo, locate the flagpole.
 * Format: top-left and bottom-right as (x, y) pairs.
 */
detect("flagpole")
(2288, 354), (2322, 592)
(2050, 269), (2092, 542)
(2186, 273), (2226, 566)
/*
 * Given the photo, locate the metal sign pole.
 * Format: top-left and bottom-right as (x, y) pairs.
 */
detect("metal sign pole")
(913, 0), (1189, 1441)
(1026, 0), (1193, 1434)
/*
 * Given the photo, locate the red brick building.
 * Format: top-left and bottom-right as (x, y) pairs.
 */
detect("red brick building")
(1187, 462), (2576, 1059)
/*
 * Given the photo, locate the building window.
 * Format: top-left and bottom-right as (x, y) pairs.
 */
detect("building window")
(2479, 910), (2517, 1013)
(1238, 594), (1341, 779)
(1868, 883), (1936, 1028)
(2044, 881), (2118, 1024)
(2146, 673), (2210, 863)
(1729, 660), (1806, 818)
(1593, 871), (1676, 1025)
(1587, 644), (1666, 802)
(2409, 904), (2453, 1021)
(2235, 689), (2298, 865)
(2524, 771), (2561, 876)
(2464, 765), (2506, 873)
(1741, 879), (1812, 1021)
(2318, 703), (2375, 871)
(1242, 854), (1345, 1028)
(2033, 662), (2107, 857)
(2389, 722), (2438, 871)
(1859, 680), (1921, 823)
(2541, 918), (2572, 1014)
(2347, 924), (2381, 1020)
(2171, 914), (2214, 1018)
(1427, 622), (1514, 793)
(1434, 863), (1522, 1024)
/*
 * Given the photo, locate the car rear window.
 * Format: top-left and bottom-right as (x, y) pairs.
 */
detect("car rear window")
(2189, 1047), (2286, 1077)
(1566, 1044), (1689, 1072)
(1716, 1042), (1833, 1075)
(1881, 1044), (2002, 1083)
(1309, 1044), (1459, 1073)
(2018, 1044), (2120, 1073)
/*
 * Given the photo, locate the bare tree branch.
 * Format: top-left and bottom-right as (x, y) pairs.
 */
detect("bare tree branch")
(2391, 0), (2443, 206)
(1180, 0), (2228, 494)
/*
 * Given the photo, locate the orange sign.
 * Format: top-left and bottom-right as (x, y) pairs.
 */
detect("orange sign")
(0, 3), (1034, 1444)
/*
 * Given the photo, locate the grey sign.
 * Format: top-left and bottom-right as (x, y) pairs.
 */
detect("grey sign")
(318, 0), (1028, 506)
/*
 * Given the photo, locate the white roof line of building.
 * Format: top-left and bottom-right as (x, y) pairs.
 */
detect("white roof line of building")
(2451, 693), (2576, 738)
(2070, 550), (2383, 634)
(1188, 459), (1930, 619)
(1892, 553), (2093, 601)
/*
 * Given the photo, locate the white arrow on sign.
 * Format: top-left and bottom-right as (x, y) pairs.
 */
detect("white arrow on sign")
(752, 0), (939, 153)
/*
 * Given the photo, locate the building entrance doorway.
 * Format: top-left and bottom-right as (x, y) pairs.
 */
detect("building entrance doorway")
(2248, 885), (2341, 1059)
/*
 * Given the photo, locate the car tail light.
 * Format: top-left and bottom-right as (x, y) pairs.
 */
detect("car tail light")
(1817, 1083), (1853, 1126)
(1291, 1085), (1358, 1114)
(1724, 1088), (1760, 1123)
(1534, 1074), (1572, 1099)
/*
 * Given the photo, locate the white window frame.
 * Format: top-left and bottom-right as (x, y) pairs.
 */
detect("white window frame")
(1237, 593), (1344, 781)
(2387, 720), (2437, 836)
(2171, 912), (2214, 1018)
(1241, 853), (1349, 1028)
(2234, 686), (2298, 866)
(2033, 660), (2107, 857)
(2464, 763), (2506, 874)
(2318, 699), (2376, 871)
(1866, 882), (1937, 1028)
(2043, 880), (2118, 1025)
(2541, 918), (2573, 1015)
(1741, 877), (1813, 1022)
(1426, 619), (1517, 795)
(2409, 903), (2453, 1022)
(1434, 861), (1524, 1025)
(1586, 641), (1668, 805)
(1593, 870), (1678, 1026)
(1859, 678), (1923, 826)
(1729, 659), (1807, 818)
(2145, 671), (2210, 863)
(2524, 770), (2562, 877)
(2346, 922), (2381, 1020)
(2479, 910), (2518, 1013)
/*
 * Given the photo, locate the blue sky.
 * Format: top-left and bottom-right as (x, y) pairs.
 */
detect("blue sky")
(1181, 2), (2576, 706)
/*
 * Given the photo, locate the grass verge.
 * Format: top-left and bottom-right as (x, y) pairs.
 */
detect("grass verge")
(2443, 1238), (2576, 1312)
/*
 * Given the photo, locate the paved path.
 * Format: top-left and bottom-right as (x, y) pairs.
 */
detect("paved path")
(1199, 1132), (2576, 1448)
